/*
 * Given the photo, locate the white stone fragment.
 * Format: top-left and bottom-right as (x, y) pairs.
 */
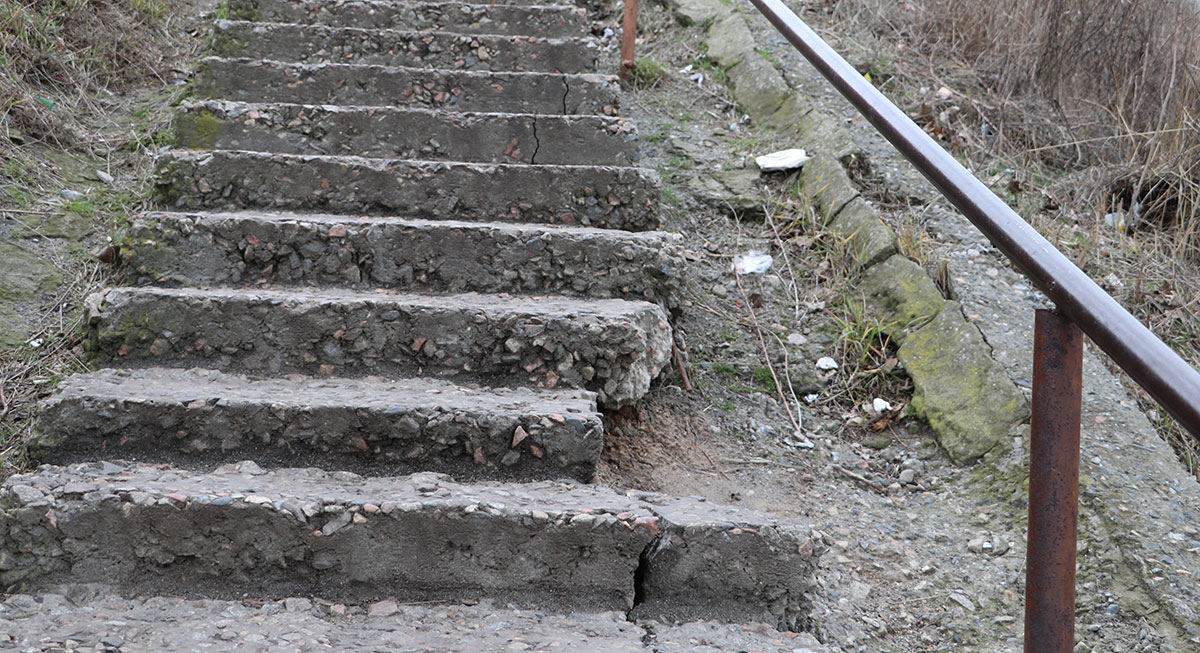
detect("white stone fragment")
(755, 148), (810, 171)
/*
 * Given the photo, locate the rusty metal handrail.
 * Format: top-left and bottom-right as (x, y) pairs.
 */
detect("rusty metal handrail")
(747, 0), (1200, 435)
(743, 0), (1200, 650)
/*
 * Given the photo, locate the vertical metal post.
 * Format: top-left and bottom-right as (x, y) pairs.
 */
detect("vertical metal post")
(1025, 308), (1084, 653)
(619, 0), (639, 79)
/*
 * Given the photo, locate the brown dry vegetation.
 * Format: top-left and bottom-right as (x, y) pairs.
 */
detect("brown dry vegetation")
(0, 0), (205, 475)
(823, 0), (1200, 471)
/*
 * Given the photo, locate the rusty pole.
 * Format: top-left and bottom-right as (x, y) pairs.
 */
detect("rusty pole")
(1025, 308), (1084, 653)
(619, 0), (639, 79)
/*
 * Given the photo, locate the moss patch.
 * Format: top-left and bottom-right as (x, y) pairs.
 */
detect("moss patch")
(172, 111), (223, 150)
(0, 242), (63, 349)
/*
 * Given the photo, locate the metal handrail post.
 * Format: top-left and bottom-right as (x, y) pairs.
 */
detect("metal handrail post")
(620, 0), (639, 79)
(1025, 309), (1084, 651)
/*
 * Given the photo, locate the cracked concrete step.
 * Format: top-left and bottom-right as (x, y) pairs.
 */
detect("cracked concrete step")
(127, 211), (683, 312)
(87, 286), (672, 408)
(0, 462), (823, 631)
(0, 593), (833, 652)
(175, 99), (640, 166)
(33, 368), (603, 482)
(194, 58), (620, 115)
(212, 20), (598, 73)
(155, 150), (661, 231)
(226, 0), (589, 37)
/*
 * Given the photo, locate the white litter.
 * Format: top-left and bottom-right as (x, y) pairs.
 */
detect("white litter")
(804, 393), (820, 403)
(873, 398), (892, 413)
(755, 148), (810, 172)
(816, 357), (838, 370)
(732, 250), (773, 275)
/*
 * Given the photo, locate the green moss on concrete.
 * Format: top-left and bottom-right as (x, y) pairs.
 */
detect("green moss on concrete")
(855, 254), (943, 343)
(705, 14), (755, 68)
(173, 111), (223, 150)
(898, 302), (1030, 465)
(800, 153), (860, 221)
(0, 242), (63, 349)
(829, 198), (897, 270)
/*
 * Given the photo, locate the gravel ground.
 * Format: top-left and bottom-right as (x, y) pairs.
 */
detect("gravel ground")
(598, 1), (1200, 650)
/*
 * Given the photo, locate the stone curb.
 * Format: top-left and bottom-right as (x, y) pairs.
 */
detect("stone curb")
(687, 0), (1029, 463)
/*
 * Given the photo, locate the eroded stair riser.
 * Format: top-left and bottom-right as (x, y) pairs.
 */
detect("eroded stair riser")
(175, 100), (640, 166)
(194, 59), (621, 114)
(34, 369), (603, 482)
(87, 287), (673, 408)
(225, 0), (589, 37)
(0, 463), (824, 631)
(128, 212), (683, 313)
(211, 20), (599, 73)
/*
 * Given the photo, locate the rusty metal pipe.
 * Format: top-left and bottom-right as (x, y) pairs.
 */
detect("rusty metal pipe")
(1025, 309), (1084, 652)
(620, 0), (639, 79)
(746, 0), (1200, 440)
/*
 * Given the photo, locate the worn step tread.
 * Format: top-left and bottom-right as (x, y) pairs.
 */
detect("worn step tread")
(34, 368), (602, 482)
(128, 211), (683, 311)
(212, 20), (598, 72)
(226, 0), (589, 37)
(175, 99), (640, 166)
(194, 57), (619, 114)
(155, 150), (661, 231)
(0, 462), (822, 631)
(88, 286), (672, 407)
(0, 591), (832, 651)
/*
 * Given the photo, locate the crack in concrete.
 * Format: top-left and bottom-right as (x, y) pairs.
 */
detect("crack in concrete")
(560, 73), (570, 115)
(530, 117), (541, 165)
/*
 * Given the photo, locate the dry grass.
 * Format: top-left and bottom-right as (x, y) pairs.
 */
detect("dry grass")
(0, 0), (208, 476)
(825, 0), (1200, 473)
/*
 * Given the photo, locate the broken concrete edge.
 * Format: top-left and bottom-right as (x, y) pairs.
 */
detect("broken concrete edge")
(692, 0), (1030, 464)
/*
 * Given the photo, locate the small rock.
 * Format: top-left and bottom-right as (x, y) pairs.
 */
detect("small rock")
(95, 170), (115, 185)
(283, 598), (312, 612)
(898, 469), (917, 484)
(967, 537), (987, 554)
(368, 599), (399, 617)
(787, 332), (808, 346)
(60, 189), (86, 201)
(711, 284), (728, 298)
(816, 356), (838, 370)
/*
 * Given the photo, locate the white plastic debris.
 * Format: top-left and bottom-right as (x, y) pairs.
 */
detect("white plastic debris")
(816, 357), (838, 371)
(732, 251), (773, 275)
(873, 397), (892, 413)
(804, 393), (820, 403)
(755, 148), (810, 172)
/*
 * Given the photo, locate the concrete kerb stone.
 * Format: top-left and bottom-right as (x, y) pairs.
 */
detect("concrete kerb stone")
(853, 254), (945, 345)
(828, 198), (897, 271)
(799, 152), (859, 220)
(898, 302), (1032, 465)
(663, 0), (733, 27)
(695, 0), (1031, 464)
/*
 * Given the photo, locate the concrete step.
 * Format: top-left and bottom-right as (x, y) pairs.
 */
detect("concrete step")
(154, 150), (661, 231)
(86, 286), (672, 408)
(0, 462), (823, 631)
(174, 99), (640, 166)
(0, 591), (833, 652)
(194, 58), (620, 115)
(127, 211), (683, 312)
(226, 0), (589, 37)
(211, 20), (597, 73)
(33, 368), (602, 482)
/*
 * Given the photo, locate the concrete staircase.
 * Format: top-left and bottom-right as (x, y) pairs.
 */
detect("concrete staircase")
(1, 0), (825, 641)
